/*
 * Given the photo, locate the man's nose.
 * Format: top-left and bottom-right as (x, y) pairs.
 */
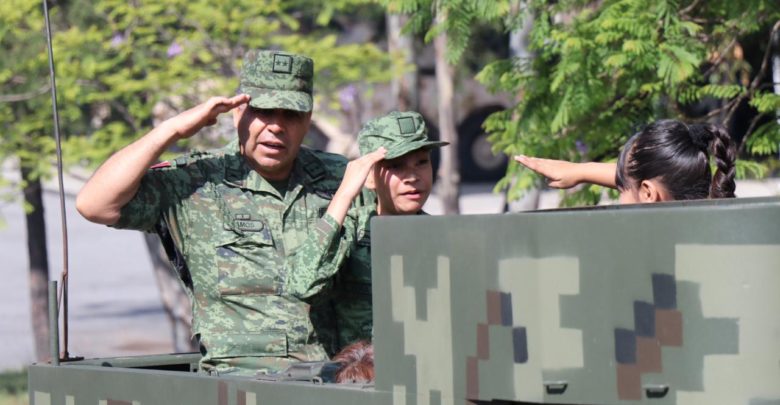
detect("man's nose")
(263, 110), (286, 133)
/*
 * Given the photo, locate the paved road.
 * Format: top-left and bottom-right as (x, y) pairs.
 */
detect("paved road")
(0, 173), (172, 371)
(1, 169), (777, 372)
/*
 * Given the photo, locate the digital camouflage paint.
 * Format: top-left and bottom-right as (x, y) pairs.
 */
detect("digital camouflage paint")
(29, 197), (780, 404)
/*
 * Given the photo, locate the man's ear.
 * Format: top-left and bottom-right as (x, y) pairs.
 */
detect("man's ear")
(638, 179), (663, 203)
(364, 168), (377, 190)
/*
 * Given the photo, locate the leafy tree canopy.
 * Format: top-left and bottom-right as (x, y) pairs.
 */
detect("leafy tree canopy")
(472, 0), (780, 205)
(0, 0), (392, 192)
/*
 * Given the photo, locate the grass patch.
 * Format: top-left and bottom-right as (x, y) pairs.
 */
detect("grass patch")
(0, 392), (27, 405)
(0, 370), (27, 405)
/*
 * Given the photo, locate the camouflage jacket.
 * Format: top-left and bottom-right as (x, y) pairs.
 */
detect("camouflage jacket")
(329, 209), (430, 349)
(112, 140), (354, 374)
(310, 204), (427, 353)
(330, 207), (375, 347)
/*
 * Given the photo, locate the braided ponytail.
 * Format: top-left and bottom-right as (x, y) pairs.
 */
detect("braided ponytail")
(703, 124), (736, 198)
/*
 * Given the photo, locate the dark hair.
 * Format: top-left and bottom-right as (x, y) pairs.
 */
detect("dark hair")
(615, 120), (736, 200)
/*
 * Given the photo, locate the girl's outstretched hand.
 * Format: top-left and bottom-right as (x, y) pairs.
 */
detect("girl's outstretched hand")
(514, 155), (582, 189)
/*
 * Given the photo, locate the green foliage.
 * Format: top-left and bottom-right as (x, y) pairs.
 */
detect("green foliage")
(0, 0), (392, 191)
(474, 0), (780, 204)
(0, 0), (59, 180)
(746, 120), (780, 156)
(0, 370), (27, 398)
(735, 159), (769, 180)
(750, 92), (780, 114)
(382, 0), (510, 64)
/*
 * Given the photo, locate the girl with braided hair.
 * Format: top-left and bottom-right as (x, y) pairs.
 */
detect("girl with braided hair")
(515, 120), (737, 203)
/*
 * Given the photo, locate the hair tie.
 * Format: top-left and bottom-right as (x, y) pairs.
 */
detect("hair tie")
(687, 124), (711, 151)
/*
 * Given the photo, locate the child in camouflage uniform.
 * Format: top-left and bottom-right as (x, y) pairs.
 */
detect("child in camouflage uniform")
(302, 111), (448, 361)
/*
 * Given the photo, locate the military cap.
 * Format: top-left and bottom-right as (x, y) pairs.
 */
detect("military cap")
(239, 50), (314, 112)
(358, 111), (448, 159)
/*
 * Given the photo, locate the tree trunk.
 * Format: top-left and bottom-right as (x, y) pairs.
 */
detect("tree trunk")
(771, 23), (780, 126)
(434, 21), (461, 214)
(509, 1), (534, 62)
(142, 232), (195, 352)
(505, 1), (541, 212)
(22, 165), (51, 361)
(387, 13), (418, 111)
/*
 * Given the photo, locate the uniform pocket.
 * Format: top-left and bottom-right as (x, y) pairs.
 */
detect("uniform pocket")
(204, 330), (288, 358)
(214, 228), (281, 296)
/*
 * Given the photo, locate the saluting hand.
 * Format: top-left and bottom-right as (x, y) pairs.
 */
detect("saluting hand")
(514, 155), (581, 189)
(165, 94), (251, 139)
(338, 148), (387, 200)
(326, 148), (387, 226)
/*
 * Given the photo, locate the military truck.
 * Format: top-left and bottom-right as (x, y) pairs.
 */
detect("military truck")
(28, 196), (780, 404)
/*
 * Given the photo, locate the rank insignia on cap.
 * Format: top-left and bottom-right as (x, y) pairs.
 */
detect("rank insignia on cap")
(397, 116), (417, 135)
(273, 54), (293, 74)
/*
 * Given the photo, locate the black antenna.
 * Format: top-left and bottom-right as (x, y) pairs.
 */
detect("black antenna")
(42, 0), (70, 360)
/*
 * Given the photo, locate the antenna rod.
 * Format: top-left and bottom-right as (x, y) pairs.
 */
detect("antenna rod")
(42, 0), (69, 360)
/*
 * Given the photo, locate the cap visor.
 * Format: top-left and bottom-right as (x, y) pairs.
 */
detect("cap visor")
(385, 140), (449, 160)
(241, 87), (313, 112)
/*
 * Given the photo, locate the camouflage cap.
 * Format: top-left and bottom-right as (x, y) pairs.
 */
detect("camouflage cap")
(239, 50), (314, 112)
(358, 111), (448, 159)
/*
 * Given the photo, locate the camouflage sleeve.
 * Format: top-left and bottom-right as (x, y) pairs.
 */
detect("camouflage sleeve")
(111, 164), (197, 236)
(284, 210), (360, 299)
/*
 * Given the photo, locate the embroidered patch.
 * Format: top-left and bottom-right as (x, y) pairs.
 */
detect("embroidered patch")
(234, 214), (264, 232)
(397, 116), (417, 135)
(273, 54), (293, 74)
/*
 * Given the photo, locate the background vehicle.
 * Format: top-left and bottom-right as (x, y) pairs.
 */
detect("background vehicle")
(308, 23), (512, 183)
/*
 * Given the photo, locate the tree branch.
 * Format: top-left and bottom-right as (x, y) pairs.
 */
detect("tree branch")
(0, 85), (51, 103)
(108, 100), (141, 133)
(727, 20), (780, 148)
(679, 0), (703, 17)
(702, 38), (737, 78)
(738, 112), (767, 153)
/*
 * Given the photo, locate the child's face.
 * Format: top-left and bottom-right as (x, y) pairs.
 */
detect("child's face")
(372, 149), (433, 215)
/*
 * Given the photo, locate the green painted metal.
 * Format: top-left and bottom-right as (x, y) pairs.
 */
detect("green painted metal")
(29, 196), (780, 404)
(48, 280), (58, 367)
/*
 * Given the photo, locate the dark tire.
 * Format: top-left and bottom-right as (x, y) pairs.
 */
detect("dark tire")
(457, 106), (507, 182)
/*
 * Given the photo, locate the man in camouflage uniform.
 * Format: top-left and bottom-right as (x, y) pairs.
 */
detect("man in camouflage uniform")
(77, 50), (358, 375)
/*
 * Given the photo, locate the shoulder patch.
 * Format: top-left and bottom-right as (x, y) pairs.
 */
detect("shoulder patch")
(303, 160), (325, 180)
(171, 149), (214, 168)
(298, 147), (346, 181)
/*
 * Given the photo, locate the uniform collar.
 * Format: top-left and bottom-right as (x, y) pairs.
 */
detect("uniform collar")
(222, 143), (327, 197)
